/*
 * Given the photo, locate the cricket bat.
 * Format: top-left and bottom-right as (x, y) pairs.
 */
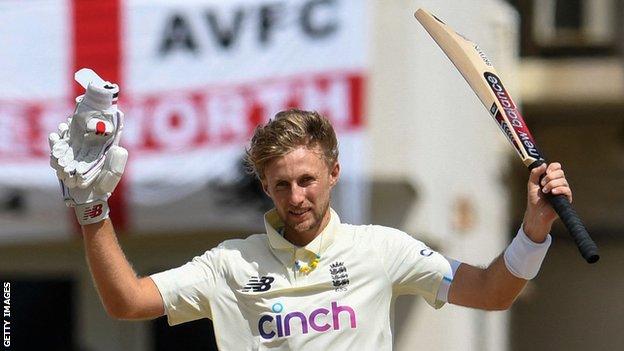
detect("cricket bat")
(415, 8), (599, 263)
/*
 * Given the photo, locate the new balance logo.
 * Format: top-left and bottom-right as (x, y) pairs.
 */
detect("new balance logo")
(330, 262), (349, 291)
(242, 276), (274, 292)
(83, 204), (103, 220)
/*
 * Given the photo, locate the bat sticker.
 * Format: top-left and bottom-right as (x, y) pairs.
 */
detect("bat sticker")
(484, 72), (542, 160)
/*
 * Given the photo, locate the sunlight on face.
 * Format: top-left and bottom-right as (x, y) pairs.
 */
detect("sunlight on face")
(262, 146), (339, 241)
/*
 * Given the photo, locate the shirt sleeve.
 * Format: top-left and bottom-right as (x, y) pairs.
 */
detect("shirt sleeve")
(150, 246), (223, 326)
(370, 226), (453, 309)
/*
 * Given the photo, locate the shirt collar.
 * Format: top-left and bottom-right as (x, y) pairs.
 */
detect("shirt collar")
(264, 207), (340, 256)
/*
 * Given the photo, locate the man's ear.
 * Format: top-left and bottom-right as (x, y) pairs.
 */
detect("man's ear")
(329, 162), (340, 188)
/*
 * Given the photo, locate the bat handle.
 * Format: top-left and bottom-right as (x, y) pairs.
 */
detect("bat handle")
(529, 160), (599, 264)
(546, 193), (599, 263)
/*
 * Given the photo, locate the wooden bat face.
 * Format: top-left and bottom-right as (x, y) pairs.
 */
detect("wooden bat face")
(415, 8), (543, 166)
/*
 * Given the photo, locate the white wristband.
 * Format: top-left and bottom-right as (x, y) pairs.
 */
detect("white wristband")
(503, 225), (551, 280)
(75, 200), (109, 225)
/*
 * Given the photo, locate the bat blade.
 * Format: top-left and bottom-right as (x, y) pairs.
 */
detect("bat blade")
(415, 8), (599, 263)
(415, 8), (540, 167)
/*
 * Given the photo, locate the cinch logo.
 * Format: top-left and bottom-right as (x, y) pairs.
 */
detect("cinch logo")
(258, 301), (357, 340)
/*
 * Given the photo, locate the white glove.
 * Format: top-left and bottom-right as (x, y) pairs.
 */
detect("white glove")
(49, 69), (128, 225)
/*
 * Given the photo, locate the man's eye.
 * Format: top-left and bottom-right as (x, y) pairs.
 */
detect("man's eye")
(300, 177), (314, 185)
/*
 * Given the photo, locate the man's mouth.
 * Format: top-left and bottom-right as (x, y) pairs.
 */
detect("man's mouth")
(289, 209), (310, 217)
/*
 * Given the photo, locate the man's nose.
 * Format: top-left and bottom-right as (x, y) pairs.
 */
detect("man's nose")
(289, 184), (305, 205)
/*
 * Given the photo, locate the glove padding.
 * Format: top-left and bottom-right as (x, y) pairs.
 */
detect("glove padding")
(59, 145), (128, 225)
(50, 88), (122, 189)
(49, 78), (127, 225)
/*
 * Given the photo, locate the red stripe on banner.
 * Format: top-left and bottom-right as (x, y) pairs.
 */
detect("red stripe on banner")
(72, 0), (121, 85)
(71, 0), (128, 233)
(349, 74), (365, 128)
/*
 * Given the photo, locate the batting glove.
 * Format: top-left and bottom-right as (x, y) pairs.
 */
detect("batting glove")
(49, 69), (128, 225)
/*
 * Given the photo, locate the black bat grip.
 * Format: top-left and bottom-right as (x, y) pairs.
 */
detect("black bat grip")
(529, 161), (599, 264)
(545, 193), (599, 263)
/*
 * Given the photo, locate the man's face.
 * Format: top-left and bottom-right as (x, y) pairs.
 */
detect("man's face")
(262, 146), (339, 238)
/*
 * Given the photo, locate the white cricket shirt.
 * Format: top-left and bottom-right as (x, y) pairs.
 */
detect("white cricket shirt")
(151, 208), (453, 350)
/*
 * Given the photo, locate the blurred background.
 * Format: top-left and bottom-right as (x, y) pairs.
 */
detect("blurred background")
(0, 0), (622, 350)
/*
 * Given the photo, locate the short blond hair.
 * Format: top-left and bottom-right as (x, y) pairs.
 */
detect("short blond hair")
(245, 109), (339, 180)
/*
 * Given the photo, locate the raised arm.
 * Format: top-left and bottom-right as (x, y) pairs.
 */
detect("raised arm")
(82, 219), (164, 319)
(49, 70), (164, 320)
(447, 255), (524, 310)
(447, 162), (571, 310)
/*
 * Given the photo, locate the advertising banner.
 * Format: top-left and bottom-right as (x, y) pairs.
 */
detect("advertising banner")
(0, 0), (368, 243)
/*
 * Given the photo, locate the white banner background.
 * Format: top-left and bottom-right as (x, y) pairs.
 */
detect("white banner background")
(0, 0), (369, 243)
